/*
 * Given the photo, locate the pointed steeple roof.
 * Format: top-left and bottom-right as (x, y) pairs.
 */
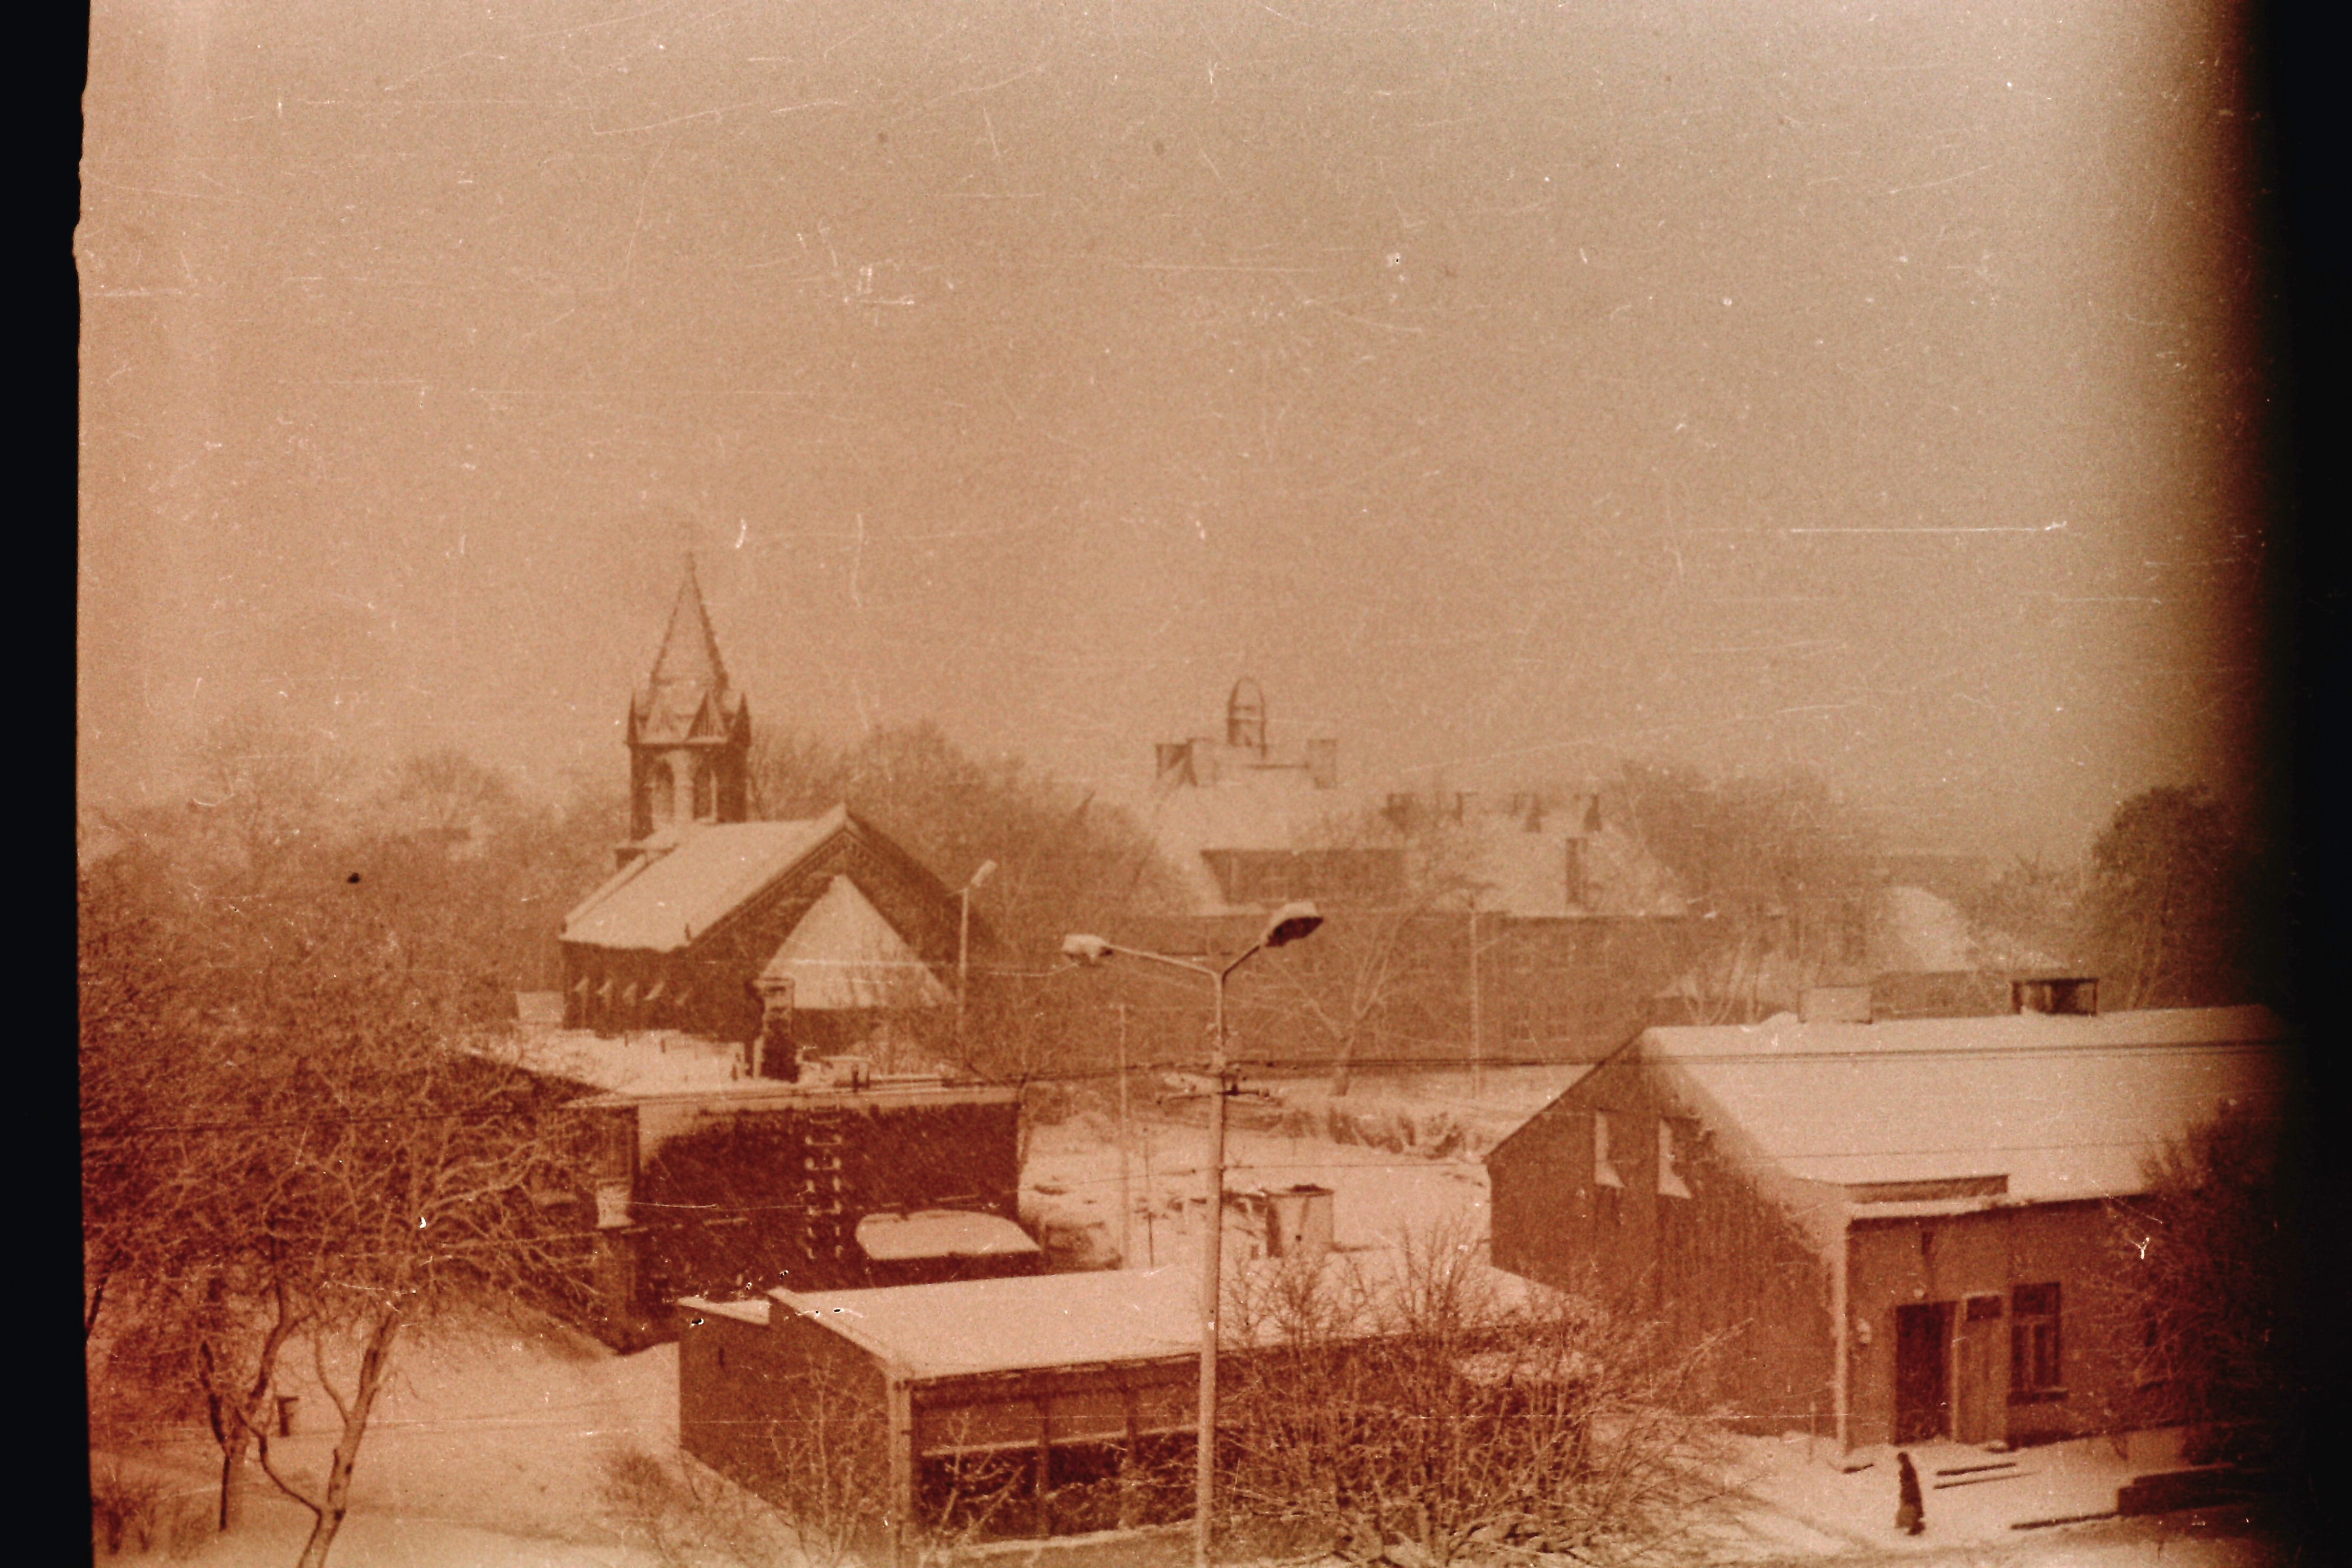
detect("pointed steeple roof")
(651, 556), (730, 691)
(630, 557), (747, 747)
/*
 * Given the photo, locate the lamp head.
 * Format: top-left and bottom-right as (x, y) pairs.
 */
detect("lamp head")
(968, 859), (999, 891)
(1061, 933), (1114, 965)
(1260, 900), (1325, 949)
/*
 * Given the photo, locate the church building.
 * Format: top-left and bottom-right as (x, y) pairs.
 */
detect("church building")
(559, 563), (963, 1066)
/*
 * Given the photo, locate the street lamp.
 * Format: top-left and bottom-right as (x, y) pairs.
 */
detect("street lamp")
(956, 860), (999, 1053)
(1060, 900), (1324, 1568)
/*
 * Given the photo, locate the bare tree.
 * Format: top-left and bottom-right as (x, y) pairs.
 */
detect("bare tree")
(82, 743), (593, 1563)
(1258, 900), (1451, 1097)
(1220, 1227), (1727, 1567)
(752, 721), (1179, 961)
(1958, 853), (2087, 974)
(1610, 762), (1880, 1025)
(2094, 1103), (2300, 1465)
(1235, 804), (1482, 1095)
(2082, 784), (2275, 1009)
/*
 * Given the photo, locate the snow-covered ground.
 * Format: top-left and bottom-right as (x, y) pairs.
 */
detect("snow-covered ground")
(94, 1075), (2291, 1568)
(1019, 1064), (1593, 1271)
(96, 1317), (679, 1568)
(1697, 1425), (2279, 1561)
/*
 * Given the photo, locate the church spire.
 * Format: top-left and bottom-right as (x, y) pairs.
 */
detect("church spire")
(647, 554), (732, 698)
(625, 557), (751, 850)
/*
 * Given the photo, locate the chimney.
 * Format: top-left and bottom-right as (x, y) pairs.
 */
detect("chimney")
(1800, 985), (1873, 1024)
(2011, 977), (2098, 1016)
(1306, 737), (1339, 790)
(1261, 1184), (1334, 1264)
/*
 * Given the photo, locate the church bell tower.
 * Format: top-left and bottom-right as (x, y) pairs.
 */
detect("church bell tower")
(623, 558), (751, 862)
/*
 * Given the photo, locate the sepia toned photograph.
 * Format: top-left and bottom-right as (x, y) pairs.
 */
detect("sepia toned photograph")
(76, 3), (2314, 1567)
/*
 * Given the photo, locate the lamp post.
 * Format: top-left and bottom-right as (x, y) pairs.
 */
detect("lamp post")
(1062, 900), (1324, 1568)
(956, 860), (998, 1054)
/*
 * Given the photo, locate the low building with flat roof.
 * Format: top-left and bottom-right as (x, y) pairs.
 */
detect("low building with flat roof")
(680, 1253), (1542, 1564)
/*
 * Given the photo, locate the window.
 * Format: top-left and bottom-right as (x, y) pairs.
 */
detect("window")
(1593, 1112), (1624, 1189)
(1658, 1118), (1692, 1199)
(2009, 1282), (2063, 1402)
(646, 759), (675, 824)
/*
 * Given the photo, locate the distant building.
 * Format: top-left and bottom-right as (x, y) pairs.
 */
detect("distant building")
(559, 563), (963, 1059)
(1141, 678), (1381, 916)
(1137, 680), (1683, 923)
(1114, 681), (1689, 1062)
(1485, 990), (2289, 1449)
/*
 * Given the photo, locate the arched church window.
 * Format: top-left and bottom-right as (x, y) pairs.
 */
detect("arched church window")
(646, 760), (674, 824)
(695, 762), (716, 821)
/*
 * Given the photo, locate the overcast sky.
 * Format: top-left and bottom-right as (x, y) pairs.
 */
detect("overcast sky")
(78, 0), (2277, 859)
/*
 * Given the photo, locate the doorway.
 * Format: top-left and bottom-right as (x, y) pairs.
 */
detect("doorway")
(1953, 1293), (2006, 1443)
(1894, 1302), (1954, 1444)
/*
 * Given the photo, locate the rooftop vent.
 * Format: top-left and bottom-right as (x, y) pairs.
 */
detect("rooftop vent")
(1227, 677), (1268, 754)
(2011, 976), (2098, 1016)
(1800, 985), (1873, 1024)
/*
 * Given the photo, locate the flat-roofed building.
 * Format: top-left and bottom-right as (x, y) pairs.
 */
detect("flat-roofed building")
(680, 1253), (1541, 1564)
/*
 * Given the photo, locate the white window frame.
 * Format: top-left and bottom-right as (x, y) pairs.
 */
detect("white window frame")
(1658, 1117), (1692, 1199)
(1594, 1111), (1625, 1189)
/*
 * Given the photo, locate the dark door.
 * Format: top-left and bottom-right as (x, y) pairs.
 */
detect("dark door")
(1894, 1302), (1954, 1444)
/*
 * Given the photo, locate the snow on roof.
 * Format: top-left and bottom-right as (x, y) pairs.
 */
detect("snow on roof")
(854, 1210), (1041, 1264)
(781, 1265), (1200, 1378)
(1641, 1005), (2289, 1202)
(490, 1029), (752, 1095)
(562, 811), (845, 952)
(758, 874), (950, 1010)
(1132, 774), (1684, 920)
(776, 1251), (1541, 1380)
(1448, 816), (1686, 920)
(1140, 779), (1371, 914)
(681, 1296), (772, 1327)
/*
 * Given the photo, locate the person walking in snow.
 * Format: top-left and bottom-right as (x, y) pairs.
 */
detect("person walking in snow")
(1894, 1451), (1925, 1535)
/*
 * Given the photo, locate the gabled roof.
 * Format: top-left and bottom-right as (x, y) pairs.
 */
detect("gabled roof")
(758, 874), (952, 1010)
(1640, 1004), (2289, 1203)
(562, 811), (846, 952)
(1141, 778), (1370, 914)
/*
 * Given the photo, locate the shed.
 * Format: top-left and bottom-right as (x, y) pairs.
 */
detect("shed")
(680, 1253), (1542, 1563)
(682, 1268), (1204, 1565)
